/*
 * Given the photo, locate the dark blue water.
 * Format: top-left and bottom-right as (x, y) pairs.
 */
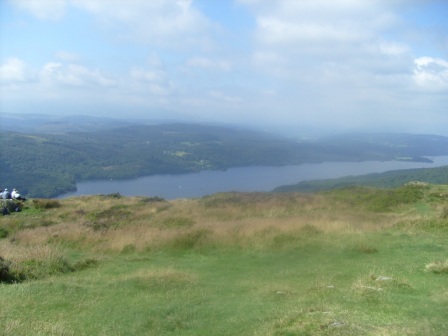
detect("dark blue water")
(58, 157), (448, 200)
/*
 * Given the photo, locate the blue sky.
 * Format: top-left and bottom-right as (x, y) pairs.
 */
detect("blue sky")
(1, 0), (447, 135)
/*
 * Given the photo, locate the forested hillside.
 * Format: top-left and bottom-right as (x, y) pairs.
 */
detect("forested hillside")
(274, 166), (448, 193)
(2, 123), (448, 198)
(1, 124), (310, 197)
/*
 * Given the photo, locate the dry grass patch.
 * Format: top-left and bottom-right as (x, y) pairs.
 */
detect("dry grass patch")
(2, 192), (403, 253)
(0, 241), (63, 263)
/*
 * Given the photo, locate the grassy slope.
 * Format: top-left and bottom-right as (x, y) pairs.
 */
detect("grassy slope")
(1, 186), (448, 335)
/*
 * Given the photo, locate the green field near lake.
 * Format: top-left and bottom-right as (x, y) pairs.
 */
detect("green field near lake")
(1, 184), (448, 335)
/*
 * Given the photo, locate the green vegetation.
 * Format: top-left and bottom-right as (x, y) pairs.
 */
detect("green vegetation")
(2, 124), (448, 198)
(274, 166), (448, 193)
(1, 184), (448, 335)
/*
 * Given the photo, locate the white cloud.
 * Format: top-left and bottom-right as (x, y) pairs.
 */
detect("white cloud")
(9, 0), (67, 20)
(0, 57), (32, 82)
(40, 62), (116, 87)
(4, 0), (447, 133)
(413, 57), (448, 90)
(130, 68), (165, 83)
(70, 0), (212, 48)
(9, 0), (214, 48)
(186, 57), (232, 71)
(209, 90), (241, 103)
(378, 41), (410, 56)
(244, 0), (417, 89)
(129, 67), (171, 96)
(128, 54), (173, 96)
(257, 18), (366, 45)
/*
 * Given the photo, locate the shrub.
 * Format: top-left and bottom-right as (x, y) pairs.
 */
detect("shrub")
(139, 196), (166, 204)
(100, 192), (122, 199)
(12, 257), (74, 281)
(0, 257), (16, 283)
(0, 227), (9, 239)
(1, 199), (22, 214)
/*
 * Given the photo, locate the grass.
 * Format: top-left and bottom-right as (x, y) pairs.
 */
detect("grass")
(1, 184), (448, 335)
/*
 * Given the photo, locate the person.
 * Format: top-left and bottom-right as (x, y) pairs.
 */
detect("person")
(11, 188), (26, 201)
(1, 188), (11, 200)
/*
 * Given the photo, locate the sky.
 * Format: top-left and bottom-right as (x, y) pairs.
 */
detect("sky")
(1, 0), (448, 135)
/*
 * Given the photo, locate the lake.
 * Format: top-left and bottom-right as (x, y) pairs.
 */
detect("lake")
(58, 157), (448, 200)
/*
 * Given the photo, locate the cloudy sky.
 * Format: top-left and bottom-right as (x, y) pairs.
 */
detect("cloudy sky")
(1, 0), (447, 135)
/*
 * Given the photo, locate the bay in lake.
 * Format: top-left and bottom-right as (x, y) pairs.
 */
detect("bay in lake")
(58, 156), (448, 200)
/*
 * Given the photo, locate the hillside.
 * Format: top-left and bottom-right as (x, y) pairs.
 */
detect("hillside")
(2, 121), (448, 198)
(1, 123), (311, 197)
(1, 184), (448, 335)
(274, 165), (448, 193)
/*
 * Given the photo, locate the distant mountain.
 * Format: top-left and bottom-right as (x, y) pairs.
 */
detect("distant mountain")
(0, 114), (141, 133)
(316, 133), (448, 160)
(2, 121), (448, 198)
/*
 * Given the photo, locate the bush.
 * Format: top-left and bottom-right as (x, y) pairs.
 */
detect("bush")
(0, 227), (9, 239)
(100, 193), (122, 199)
(139, 196), (166, 203)
(13, 257), (74, 281)
(0, 257), (16, 283)
(1, 199), (22, 215)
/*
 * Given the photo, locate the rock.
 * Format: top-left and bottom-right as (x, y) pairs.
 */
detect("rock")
(376, 276), (393, 281)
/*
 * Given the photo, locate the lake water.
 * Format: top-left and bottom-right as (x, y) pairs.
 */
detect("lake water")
(58, 157), (448, 200)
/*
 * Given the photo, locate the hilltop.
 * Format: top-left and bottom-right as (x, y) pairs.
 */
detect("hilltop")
(1, 184), (448, 335)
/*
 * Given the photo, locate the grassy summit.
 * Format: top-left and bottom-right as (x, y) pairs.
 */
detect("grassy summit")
(1, 184), (448, 335)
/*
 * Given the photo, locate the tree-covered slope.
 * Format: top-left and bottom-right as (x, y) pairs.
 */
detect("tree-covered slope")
(2, 123), (448, 198)
(0, 124), (310, 197)
(273, 165), (448, 193)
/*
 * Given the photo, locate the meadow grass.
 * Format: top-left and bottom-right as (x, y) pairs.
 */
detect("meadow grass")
(1, 185), (448, 335)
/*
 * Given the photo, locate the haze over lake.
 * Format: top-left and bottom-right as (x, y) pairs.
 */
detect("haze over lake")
(59, 157), (448, 200)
